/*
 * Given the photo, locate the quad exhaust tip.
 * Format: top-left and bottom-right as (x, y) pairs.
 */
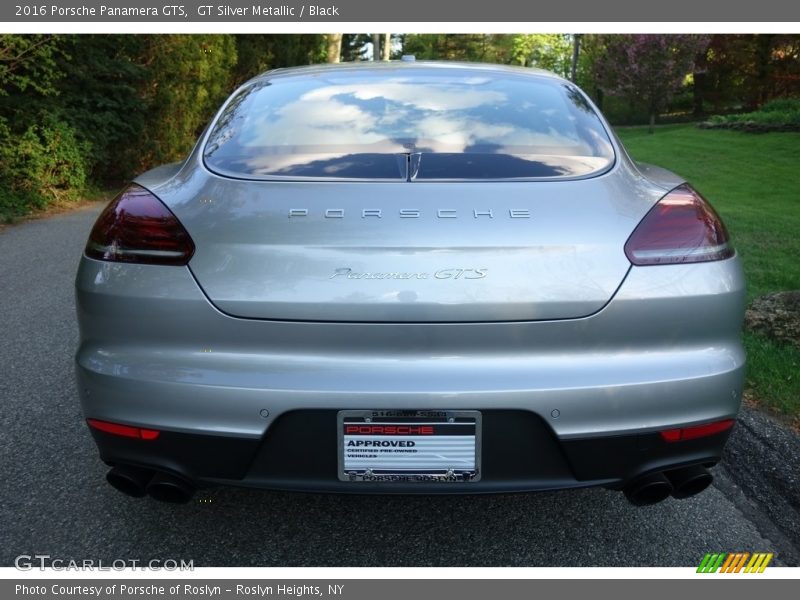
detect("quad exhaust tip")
(624, 465), (713, 506)
(106, 465), (154, 498)
(623, 471), (674, 506)
(106, 466), (195, 503)
(145, 471), (195, 503)
(666, 465), (713, 499)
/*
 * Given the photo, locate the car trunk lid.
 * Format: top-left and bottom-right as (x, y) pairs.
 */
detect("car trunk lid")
(158, 171), (651, 322)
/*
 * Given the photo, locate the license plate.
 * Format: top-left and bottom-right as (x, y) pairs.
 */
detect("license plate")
(337, 410), (481, 483)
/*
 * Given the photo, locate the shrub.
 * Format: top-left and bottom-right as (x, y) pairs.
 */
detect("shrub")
(759, 98), (800, 113)
(0, 115), (89, 218)
(703, 97), (800, 130)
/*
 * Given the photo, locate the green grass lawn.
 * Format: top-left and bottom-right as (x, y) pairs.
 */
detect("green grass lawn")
(617, 125), (800, 423)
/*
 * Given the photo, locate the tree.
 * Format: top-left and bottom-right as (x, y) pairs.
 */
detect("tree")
(371, 33), (380, 61)
(135, 35), (238, 168)
(326, 34), (342, 63)
(689, 34), (799, 115)
(597, 34), (709, 132)
(510, 34), (572, 77)
(233, 34), (326, 84)
(341, 34), (371, 61)
(401, 34), (512, 63)
(382, 34), (392, 61)
(692, 43), (709, 118)
(0, 35), (89, 216)
(54, 35), (148, 182)
(0, 34), (63, 98)
(574, 34), (607, 108)
(570, 34), (581, 82)
(1, 33), (340, 219)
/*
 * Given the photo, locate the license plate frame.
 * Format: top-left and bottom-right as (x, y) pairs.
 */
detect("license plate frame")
(337, 410), (482, 483)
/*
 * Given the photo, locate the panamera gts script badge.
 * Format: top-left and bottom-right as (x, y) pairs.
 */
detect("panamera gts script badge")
(330, 268), (488, 280)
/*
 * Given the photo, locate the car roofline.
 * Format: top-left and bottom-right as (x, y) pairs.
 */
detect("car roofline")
(244, 60), (565, 86)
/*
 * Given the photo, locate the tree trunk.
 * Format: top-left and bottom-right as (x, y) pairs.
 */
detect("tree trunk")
(382, 33), (391, 61)
(693, 71), (707, 119)
(325, 34), (342, 63)
(372, 34), (380, 61)
(692, 44), (709, 119)
(648, 111), (656, 134)
(570, 34), (581, 82)
(754, 34), (775, 107)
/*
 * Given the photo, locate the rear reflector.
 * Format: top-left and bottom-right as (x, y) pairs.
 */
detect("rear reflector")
(625, 184), (734, 266)
(660, 419), (735, 442)
(85, 184), (194, 266)
(87, 419), (161, 440)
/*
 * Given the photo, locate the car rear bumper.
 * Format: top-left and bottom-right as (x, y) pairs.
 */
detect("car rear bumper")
(76, 255), (745, 493)
(88, 409), (733, 493)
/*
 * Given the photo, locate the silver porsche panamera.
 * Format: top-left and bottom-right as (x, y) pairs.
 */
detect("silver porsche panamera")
(75, 61), (745, 505)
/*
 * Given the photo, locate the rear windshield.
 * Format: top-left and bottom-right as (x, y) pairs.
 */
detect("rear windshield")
(203, 69), (615, 180)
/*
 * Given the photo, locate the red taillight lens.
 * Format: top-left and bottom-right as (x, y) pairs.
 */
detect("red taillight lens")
(87, 419), (161, 440)
(85, 185), (194, 266)
(624, 184), (733, 266)
(659, 419), (735, 443)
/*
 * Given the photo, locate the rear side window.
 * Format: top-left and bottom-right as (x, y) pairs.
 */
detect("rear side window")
(203, 69), (615, 180)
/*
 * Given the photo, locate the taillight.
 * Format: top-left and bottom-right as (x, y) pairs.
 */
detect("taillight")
(87, 419), (161, 440)
(659, 419), (735, 442)
(624, 184), (733, 266)
(85, 185), (194, 265)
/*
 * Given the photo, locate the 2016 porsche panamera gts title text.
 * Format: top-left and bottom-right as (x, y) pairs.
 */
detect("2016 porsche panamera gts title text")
(75, 61), (744, 505)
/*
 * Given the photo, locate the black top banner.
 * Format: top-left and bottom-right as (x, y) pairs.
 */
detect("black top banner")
(4, 0), (800, 22)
